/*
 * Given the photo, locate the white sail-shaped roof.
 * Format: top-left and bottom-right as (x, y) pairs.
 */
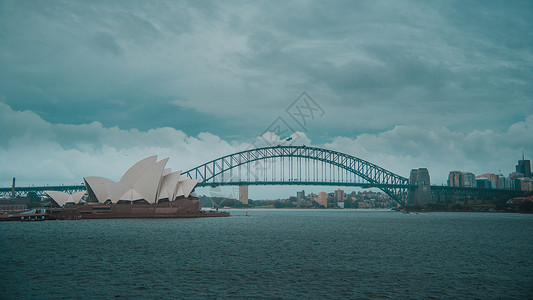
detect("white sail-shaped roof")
(119, 155), (157, 187)
(176, 178), (198, 198)
(158, 171), (182, 201)
(83, 155), (197, 204)
(84, 176), (116, 203)
(134, 158), (168, 204)
(45, 190), (86, 206)
(162, 168), (172, 176)
(119, 188), (145, 201)
(105, 181), (130, 203)
(71, 191), (86, 203)
(45, 191), (69, 206)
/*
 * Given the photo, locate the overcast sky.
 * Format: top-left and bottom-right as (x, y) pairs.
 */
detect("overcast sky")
(1, 0), (532, 199)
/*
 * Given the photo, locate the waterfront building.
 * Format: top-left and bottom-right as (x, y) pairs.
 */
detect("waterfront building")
(463, 172), (476, 187)
(78, 156), (198, 204)
(317, 192), (328, 207)
(476, 178), (492, 189)
(477, 173), (499, 189)
(334, 189), (344, 203)
(448, 171), (463, 187)
(449, 171), (495, 188)
(39, 156), (231, 219)
(239, 185), (248, 205)
(516, 156), (531, 178)
(296, 190), (305, 201)
(44, 190), (86, 207)
(520, 179), (533, 191)
(510, 178), (522, 190)
(498, 176), (511, 190)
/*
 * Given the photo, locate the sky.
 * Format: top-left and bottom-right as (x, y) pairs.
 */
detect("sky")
(1, 0), (532, 199)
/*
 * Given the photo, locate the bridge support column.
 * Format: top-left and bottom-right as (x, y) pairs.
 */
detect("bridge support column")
(408, 168), (431, 205)
(239, 185), (248, 205)
(11, 177), (15, 198)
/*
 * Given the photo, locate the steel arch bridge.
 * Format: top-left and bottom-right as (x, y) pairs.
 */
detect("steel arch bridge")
(183, 145), (410, 204)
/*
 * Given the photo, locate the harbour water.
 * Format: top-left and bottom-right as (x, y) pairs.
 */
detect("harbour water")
(1, 209), (532, 299)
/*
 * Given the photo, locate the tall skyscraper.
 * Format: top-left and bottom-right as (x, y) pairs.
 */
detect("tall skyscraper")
(516, 153), (532, 177)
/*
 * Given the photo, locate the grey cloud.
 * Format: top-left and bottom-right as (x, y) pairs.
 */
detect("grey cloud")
(0, 102), (245, 186)
(324, 115), (533, 183)
(0, 0), (531, 183)
(91, 32), (124, 56)
(2, 101), (531, 189)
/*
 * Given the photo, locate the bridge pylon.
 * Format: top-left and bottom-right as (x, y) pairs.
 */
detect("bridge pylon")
(408, 168), (431, 205)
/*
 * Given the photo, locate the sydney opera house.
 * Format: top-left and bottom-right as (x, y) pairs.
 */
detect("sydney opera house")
(45, 156), (228, 219)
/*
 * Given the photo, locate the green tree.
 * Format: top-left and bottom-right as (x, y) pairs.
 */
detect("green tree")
(452, 203), (464, 211)
(518, 201), (533, 212)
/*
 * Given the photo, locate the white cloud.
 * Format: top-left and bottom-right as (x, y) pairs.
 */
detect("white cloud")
(0, 102), (246, 186)
(324, 116), (533, 184)
(1, 102), (531, 196)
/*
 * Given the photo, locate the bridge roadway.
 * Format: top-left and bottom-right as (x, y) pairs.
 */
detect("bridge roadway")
(0, 182), (409, 198)
(1, 183), (530, 203)
(0, 185), (86, 198)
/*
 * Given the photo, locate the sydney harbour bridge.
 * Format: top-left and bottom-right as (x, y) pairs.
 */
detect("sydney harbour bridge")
(0, 145), (529, 206)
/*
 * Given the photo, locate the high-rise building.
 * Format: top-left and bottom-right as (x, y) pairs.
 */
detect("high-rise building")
(239, 185), (248, 205)
(463, 172), (476, 187)
(476, 178), (492, 189)
(511, 178), (522, 190)
(317, 192), (328, 207)
(334, 189), (344, 202)
(477, 173), (499, 189)
(498, 176), (511, 190)
(296, 190), (305, 201)
(516, 155), (532, 178)
(448, 171), (463, 187)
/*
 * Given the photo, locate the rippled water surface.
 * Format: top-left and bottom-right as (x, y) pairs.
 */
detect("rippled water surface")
(1, 210), (532, 299)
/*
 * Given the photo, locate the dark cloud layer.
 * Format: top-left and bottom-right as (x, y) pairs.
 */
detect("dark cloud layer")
(0, 1), (531, 195)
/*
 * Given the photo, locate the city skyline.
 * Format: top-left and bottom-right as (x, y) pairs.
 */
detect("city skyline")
(1, 1), (532, 199)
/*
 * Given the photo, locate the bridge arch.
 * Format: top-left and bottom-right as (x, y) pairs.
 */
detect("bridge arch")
(182, 145), (409, 204)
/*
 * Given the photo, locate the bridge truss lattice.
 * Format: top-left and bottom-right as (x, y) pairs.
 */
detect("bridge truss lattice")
(183, 145), (409, 204)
